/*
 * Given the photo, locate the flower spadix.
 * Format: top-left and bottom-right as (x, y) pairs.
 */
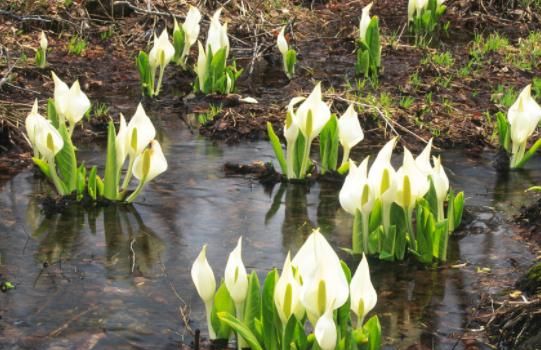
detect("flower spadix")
(274, 252), (304, 324)
(395, 148), (429, 211)
(224, 237), (248, 305)
(293, 83), (331, 142)
(292, 229), (349, 323)
(191, 244), (217, 303)
(314, 308), (337, 350)
(350, 254), (377, 327)
(359, 2), (373, 42)
(125, 103), (156, 158)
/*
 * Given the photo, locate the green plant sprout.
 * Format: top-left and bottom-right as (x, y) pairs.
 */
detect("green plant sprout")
(277, 26), (297, 79)
(172, 6), (202, 69)
(355, 3), (381, 82)
(67, 35), (87, 56)
(136, 30), (175, 97)
(408, 0), (447, 45)
(496, 84), (541, 169)
(35, 31), (47, 68)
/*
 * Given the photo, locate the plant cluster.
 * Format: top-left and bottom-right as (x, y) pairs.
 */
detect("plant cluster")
(191, 229), (381, 350)
(355, 3), (381, 83)
(277, 26), (297, 80)
(339, 138), (464, 263)
(408, 0), (447, 44)
(35, 31), (47, 68)
(496, 84), (541, 169)
(25, 73), (167, 203)
(267, 84), (365, 179)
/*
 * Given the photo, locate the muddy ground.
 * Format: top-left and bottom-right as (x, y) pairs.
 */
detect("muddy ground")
(1, 0), (541, 348)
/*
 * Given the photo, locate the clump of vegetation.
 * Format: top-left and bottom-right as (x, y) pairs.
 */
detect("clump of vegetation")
(339, 138), (464, 262)
(277, 26), (297, 80)
(355, 3), (381, 83)
(67, 35), (87, 56)
(35, 31), (47, 68)
(408, 0), (447, 45)
(136, 30), (175, 97)
(191, 230), (381, 350)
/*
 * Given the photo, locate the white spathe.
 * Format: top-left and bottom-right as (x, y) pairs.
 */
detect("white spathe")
(224, 237), (249, 305)
(408, 0), (429, 21)
(277, 26), (288, 57)
(350, 254), (377, 325)
(116, 114), (128, 170)
(125, 103), (157, 158)
(368, 137), (397, 204)
(25, 99), (48, 150)
(339, 157), (373, 217)
(292, 83), (331, 142)
(314, 309), (337, 350)
(149, 30), (176, 69)
(64, 80), (91, 126)
(132, 140), (168, 183)
(359, 2), (373, 42)
(35, 120), (64, 160)
(394, 148), (430, 210)
(51, 72), (70, 117)
(292, 229), (349, 323)
(40, 31), (48, 50)
(191, 244), (217, 303)
(338, 104), (364, 152)
(206, 8), (229, 56)
(415, 138), (433, 176)
(274, 252), (305, 324)
(508, 84), (541, 147)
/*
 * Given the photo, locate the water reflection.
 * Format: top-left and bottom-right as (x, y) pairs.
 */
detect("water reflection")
(28, 202), (164, 279)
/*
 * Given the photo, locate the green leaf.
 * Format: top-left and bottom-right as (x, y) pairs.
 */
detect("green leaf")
(294, 133), (306, 177)
(212, 282), (236, 340)
(261, 270), (280, 350)
(96, 175), (104, 196)
(47, 99), (59, 128)
(173, 26), (186, 62)
(55, 122), (77, 193)
(244, 272), (262, 339)
(424, 177), (439, 218)
(217, 312), (264, 350)
(267, 122), (287, 174)
(211, 48), (227, 90)
(76, 164), (86, 198)
(368, 199), (382, 234)
(103, 121), (118, 200)
(452, 191), (464, 230)
(88, 166), (97, 200)
(356, 49), (370, 77)
(496, 112), (510, 152)
(32, 157), (51, 179)
(366, 17), (381, 69)
(362, 315), (381, 350)
(285, 49), (297, 78)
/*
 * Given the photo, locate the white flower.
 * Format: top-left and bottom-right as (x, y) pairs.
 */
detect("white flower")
(191, 244), (217, 303)
(292, 83), (331, 142)
(132, 140), (168, 184)
(51, 72), (70, 117)
(338, 104), (364, 153)
(224, 237), (249, 305)
(408, 0), (429, 21)
(64, 80), (91, 126)
(292, 229), (349, 324)
(415, 138), (433, 176)
(314, 309), (337, 350)
(274, 252), (304, 324)
(368, 137), (397, 205)
(125, 103), (157, 158)
(40, 31), (48, 51)
(183, 6), (202, 49)
(149, 30), (176, 70)
(508, 84), (541, 147)
(359, 3), (373, 42)
(35, 120), (64, 160)
(350, 254), (377, 326)
(25, 99), (48, 151)
(394, 148), (429, 211)
(206, 8), (229, 56)
(116, 114), (128, 170)
(339, 157), (373, 217)
(277, 26), (288, 57)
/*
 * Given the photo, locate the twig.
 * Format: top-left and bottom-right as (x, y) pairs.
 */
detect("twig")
(0, 51), (19, 90)
(48, 306), (96, 337)
(129, 237), (136, 273)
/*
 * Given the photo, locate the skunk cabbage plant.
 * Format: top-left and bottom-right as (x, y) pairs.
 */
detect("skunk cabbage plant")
(192, 228), (382, 350)
(277, 26), (297, 79)
(35, 31), (48, 68)
(173, 6), (202, 68)
(355, 3), (381, 82)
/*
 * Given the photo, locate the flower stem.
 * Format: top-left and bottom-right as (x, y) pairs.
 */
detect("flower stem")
(126, 179), (146, 203)
(235, 302), (246, 350)
(47, 157), (66, 196)
(121, 156), (135, 192)
(204, 301), (217, 340)
(340, 147), (350, 169)
(352, 210), (362, 254)
(155, 65), (166, 96)
(299, 138), (312, 179)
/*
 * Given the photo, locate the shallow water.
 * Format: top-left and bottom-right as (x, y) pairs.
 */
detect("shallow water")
(0, 112), (540, 349)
